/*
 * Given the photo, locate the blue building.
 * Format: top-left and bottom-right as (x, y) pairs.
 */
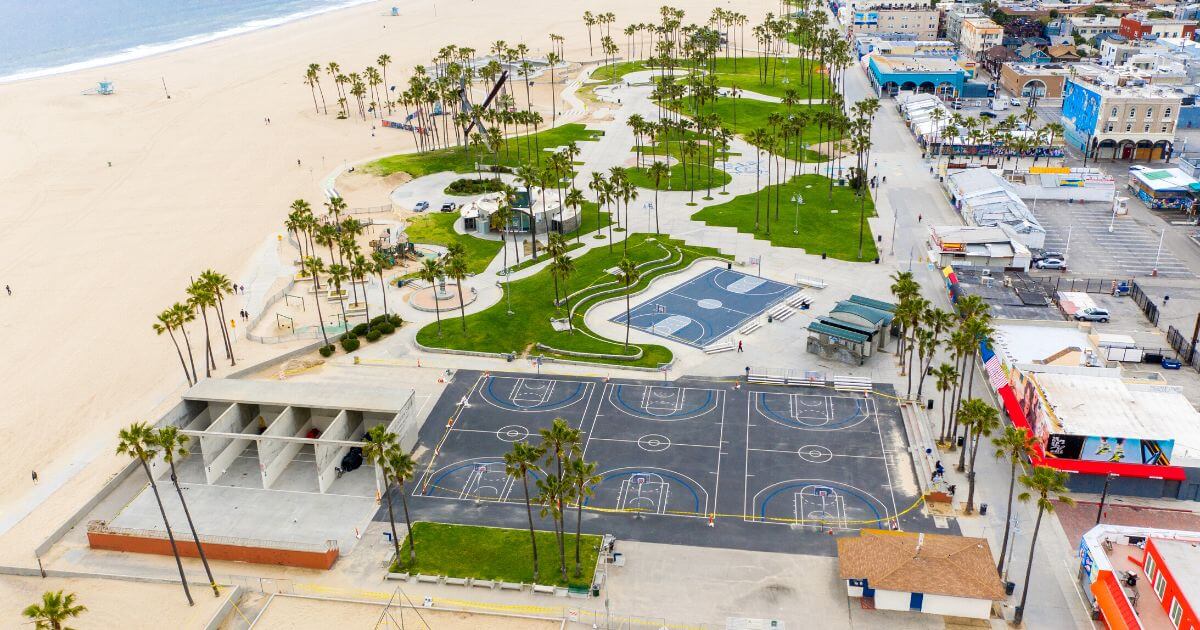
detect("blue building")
(867, 54), (970, 97)
(1061, 65), (1179, 162)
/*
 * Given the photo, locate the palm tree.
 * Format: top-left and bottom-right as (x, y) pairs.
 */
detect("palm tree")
(960, 399), (1000, 514)
(377, 54), (393, 115)
(154, 426), (219, 596)
(327, 263), (351, 327)
(116, 422), (193, 606)
(616, 257), (641, 350)
(536, 474), (570, 583)
(567, 458), (601, 577)
(549, 251), (576, 332)
(539, 418), (581, 582)
(1014, 467), (1074, 625)
(303, 257), (331, 349)
(505, 441), (546, 581)
(185, 280), (217, 378)
(932, 363), (958, 444)
(993, 426), (1039, 576)
(419, 257), (444, 335)
(200, 270), (235, 367)
(155, 307), (194, 386)
(647, 161), (670, 233)
(564, 187), (586, 244)
(363, 426), (404, 565)
(516, 164), (542, 260)
(23, 591), (86, 630)
(386, 449), (418, 565)
(444, 243), (469, 332)
(371, 251), (392, 316)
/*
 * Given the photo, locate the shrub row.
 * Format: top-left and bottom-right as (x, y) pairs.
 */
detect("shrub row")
(445, 177), (507, 195)
(320, 313), (404, 357)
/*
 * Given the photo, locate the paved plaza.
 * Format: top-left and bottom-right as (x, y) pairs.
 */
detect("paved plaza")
(1031, 199), (1195, 279)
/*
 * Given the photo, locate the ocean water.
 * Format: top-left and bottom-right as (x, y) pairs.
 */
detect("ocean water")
(0, 0), (376, 83)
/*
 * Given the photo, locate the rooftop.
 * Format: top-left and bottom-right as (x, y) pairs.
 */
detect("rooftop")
(991, 321), (1099, 366)
(1034, 372), (1200, 462)
(1005, 62), (1073, 76)
(1129, 166), (1200, 192)
(184, 378), (414, 414)
(1103, 543), (1176, 630)
(870, 54), (966, 74)
(952, 267), (1061, 321)
(1152, 539), (1200, 608)
(1067, 63), (1187, 99)
(837, 530), (1006, 601)
(946, 169), (1046, 238)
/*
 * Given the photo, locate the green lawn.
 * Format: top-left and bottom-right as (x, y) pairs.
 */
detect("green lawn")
(404, 213), (502, 274)
(591, 56), (833, 100)
(690, 174), (879, 261)
(674, 98), (838, 161)
(627, 162), (731, 192)
(392, 522), (601, 589)
(366, 124), (602, 178)
(416, 233), (729, 366)
(590, 59), (651, 82)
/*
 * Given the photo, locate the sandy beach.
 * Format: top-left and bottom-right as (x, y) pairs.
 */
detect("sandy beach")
(0, 0), (765, 619)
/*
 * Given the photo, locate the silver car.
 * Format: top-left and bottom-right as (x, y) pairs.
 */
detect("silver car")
(1074, 307), (1110, 323)
(1035, 258), (1066, 270)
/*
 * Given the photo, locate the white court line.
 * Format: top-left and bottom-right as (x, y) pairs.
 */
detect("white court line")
(743, 390), (753, 521)
(712, 389), (727, 519)
(746, 446), (886, 459)
(873, 399), (900, 522)
(587, 436), (721, 449)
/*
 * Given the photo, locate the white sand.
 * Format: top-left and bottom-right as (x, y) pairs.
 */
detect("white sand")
(251, 595), (562, 629)
(0, 575), (228, 628)
(0, 0), (773, 620)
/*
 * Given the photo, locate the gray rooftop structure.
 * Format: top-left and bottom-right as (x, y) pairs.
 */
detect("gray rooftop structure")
(185, 378), (414, 414)
(946, 168), (1047, 250)
(831, 301), (895, 326)
(953, 267), (1062, 321)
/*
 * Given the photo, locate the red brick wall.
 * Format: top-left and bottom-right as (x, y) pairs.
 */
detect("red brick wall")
(1119, 17), (1151, 39)
(87, 530), (338, 570)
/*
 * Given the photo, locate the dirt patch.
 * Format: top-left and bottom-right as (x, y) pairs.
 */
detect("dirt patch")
(336, 170), (411, 208)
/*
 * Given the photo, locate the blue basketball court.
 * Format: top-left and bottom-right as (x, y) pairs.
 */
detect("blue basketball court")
(611, 268), (798, 348)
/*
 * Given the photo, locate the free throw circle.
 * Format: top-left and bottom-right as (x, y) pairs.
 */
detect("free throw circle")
(637, 434), (672, 452)
(496, 425), (530, 443)
(797, 444), (834, 463)
(696, 298), (723, 310)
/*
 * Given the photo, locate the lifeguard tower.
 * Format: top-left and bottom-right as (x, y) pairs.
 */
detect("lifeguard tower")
(82, 81), (115, 96)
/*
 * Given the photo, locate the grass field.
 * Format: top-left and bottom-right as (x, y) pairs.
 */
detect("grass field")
(690, 174), (879, 261)
(416, 233), (728, 366)
(589, 56), (833, 100)
(673, 98), (837, 161)
(627, 162), (730, 192)
(392, 522), (601, 589)
(404, 213), (503, 274)
(367, 124), (601, 178)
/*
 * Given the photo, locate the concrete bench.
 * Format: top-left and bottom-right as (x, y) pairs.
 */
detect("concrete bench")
(532, 584), (557, 595)
(704, 342), (735, 354)
(749, 374), (789, 385)
(472, 580), (495, 590)
(795, 275), (828, 289)
(833, 376), (872, 393)
(445, 577), (469, 586)
(385, 572), (410, 581)
(498, 582), (523, 591)
(768, 304), (792, 317)
(773, 308), (797, 321)
(416, 574), (441, 584)
(739, 321), (762, 335)
(786, 293), (813, 308)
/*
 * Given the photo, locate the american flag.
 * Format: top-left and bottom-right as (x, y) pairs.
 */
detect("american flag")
(981, 345), (1008, 391)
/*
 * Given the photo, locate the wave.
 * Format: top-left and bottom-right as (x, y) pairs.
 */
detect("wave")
(0, 0), (378, 85)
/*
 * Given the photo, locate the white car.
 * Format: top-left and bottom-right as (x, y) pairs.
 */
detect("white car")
(1074, 307), (1110, 323)
(1010, 97), (1022, 107)
(1035, 258), (1066, 270)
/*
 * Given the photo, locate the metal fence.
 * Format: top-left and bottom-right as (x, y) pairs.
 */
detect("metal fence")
(1033, 276), (1131, 295)
(1167, 326), (1198, 367)
(1130, 281), (1161, 326)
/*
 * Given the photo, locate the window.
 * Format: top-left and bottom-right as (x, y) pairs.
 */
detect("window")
(1146, 554), (1157, 581)
(1147, 106), (1154, 119)
(1170, 599), (1182, 627)
(1129, 109), (1137, 120)
(1107, 123), (1114, 132)
(1112, 106), (1119, 117)
(1155, 573), (1167, 600)
(1127, 123), (1133, 132)
(1145, 124), (1151, 133)
(1165, 107), (1172, 119)
(1163, 125), (1170, 133)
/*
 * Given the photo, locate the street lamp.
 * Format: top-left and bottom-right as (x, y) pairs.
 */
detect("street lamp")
(791, 193), (803, 235)
(1096, 473), (1118, 525)
(1152, 228), (1165, 277)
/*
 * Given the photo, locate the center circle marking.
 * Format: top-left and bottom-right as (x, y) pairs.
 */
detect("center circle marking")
(797, 444), (834, 463)
(696, 298), (723, 310)
(637, 434), (672, 452)
(496, 425), (530, 443)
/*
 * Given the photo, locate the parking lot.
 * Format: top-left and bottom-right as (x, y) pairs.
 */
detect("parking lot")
(1030, 199), (1195, 279)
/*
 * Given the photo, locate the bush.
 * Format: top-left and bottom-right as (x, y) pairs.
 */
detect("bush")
(445, 177), (507, 195)
(388, 314), (403, 327)
(366, 329), (383, 342)
(370, 314), (390, 327)
(340, 337), (361, 352)
(352, 323), (369, 336)
(342, 331), (357, 341)
(377, 322), (396, 335)
(318, 345), (335, 357)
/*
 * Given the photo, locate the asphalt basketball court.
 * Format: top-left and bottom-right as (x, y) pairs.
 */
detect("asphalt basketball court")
(396, 370), (951, 556)
(611, 268), (798, 348)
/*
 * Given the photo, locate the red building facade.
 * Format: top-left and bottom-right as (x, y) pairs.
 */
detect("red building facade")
(1142, 538), (1199, 630)
(1118, 16), (1197, 40)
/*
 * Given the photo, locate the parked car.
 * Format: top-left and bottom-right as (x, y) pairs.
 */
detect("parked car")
(1032, 250), (1063, 263)
(1073, 307), (1111, 323)
(413, 201), (429, 212)
(1035, 258), (1066, 270)
(440, 202), (457, 212)
(949, 100), (963, 110)
(980, 111), (997, 119)
(1162, 357), (1183, 370)
(1010, 97), (1022, 107)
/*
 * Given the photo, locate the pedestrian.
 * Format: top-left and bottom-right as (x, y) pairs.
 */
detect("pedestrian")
(297, 159), (302, 167)
(31, 470), (38, 483)
(4, 285), (10, 296)
(737, 340), (743, 352)
(882, 176), (886, 184)
(917, 213), (922, 222)
(745, 366), (751, 380)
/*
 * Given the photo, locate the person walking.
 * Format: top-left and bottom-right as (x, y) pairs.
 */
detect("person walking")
(31, 470), (38, 483)
(5, 285), (10, 296)
(737, 340), (743, 352)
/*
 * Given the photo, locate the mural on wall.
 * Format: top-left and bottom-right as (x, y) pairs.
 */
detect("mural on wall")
(1045, 433), (1174, 465)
